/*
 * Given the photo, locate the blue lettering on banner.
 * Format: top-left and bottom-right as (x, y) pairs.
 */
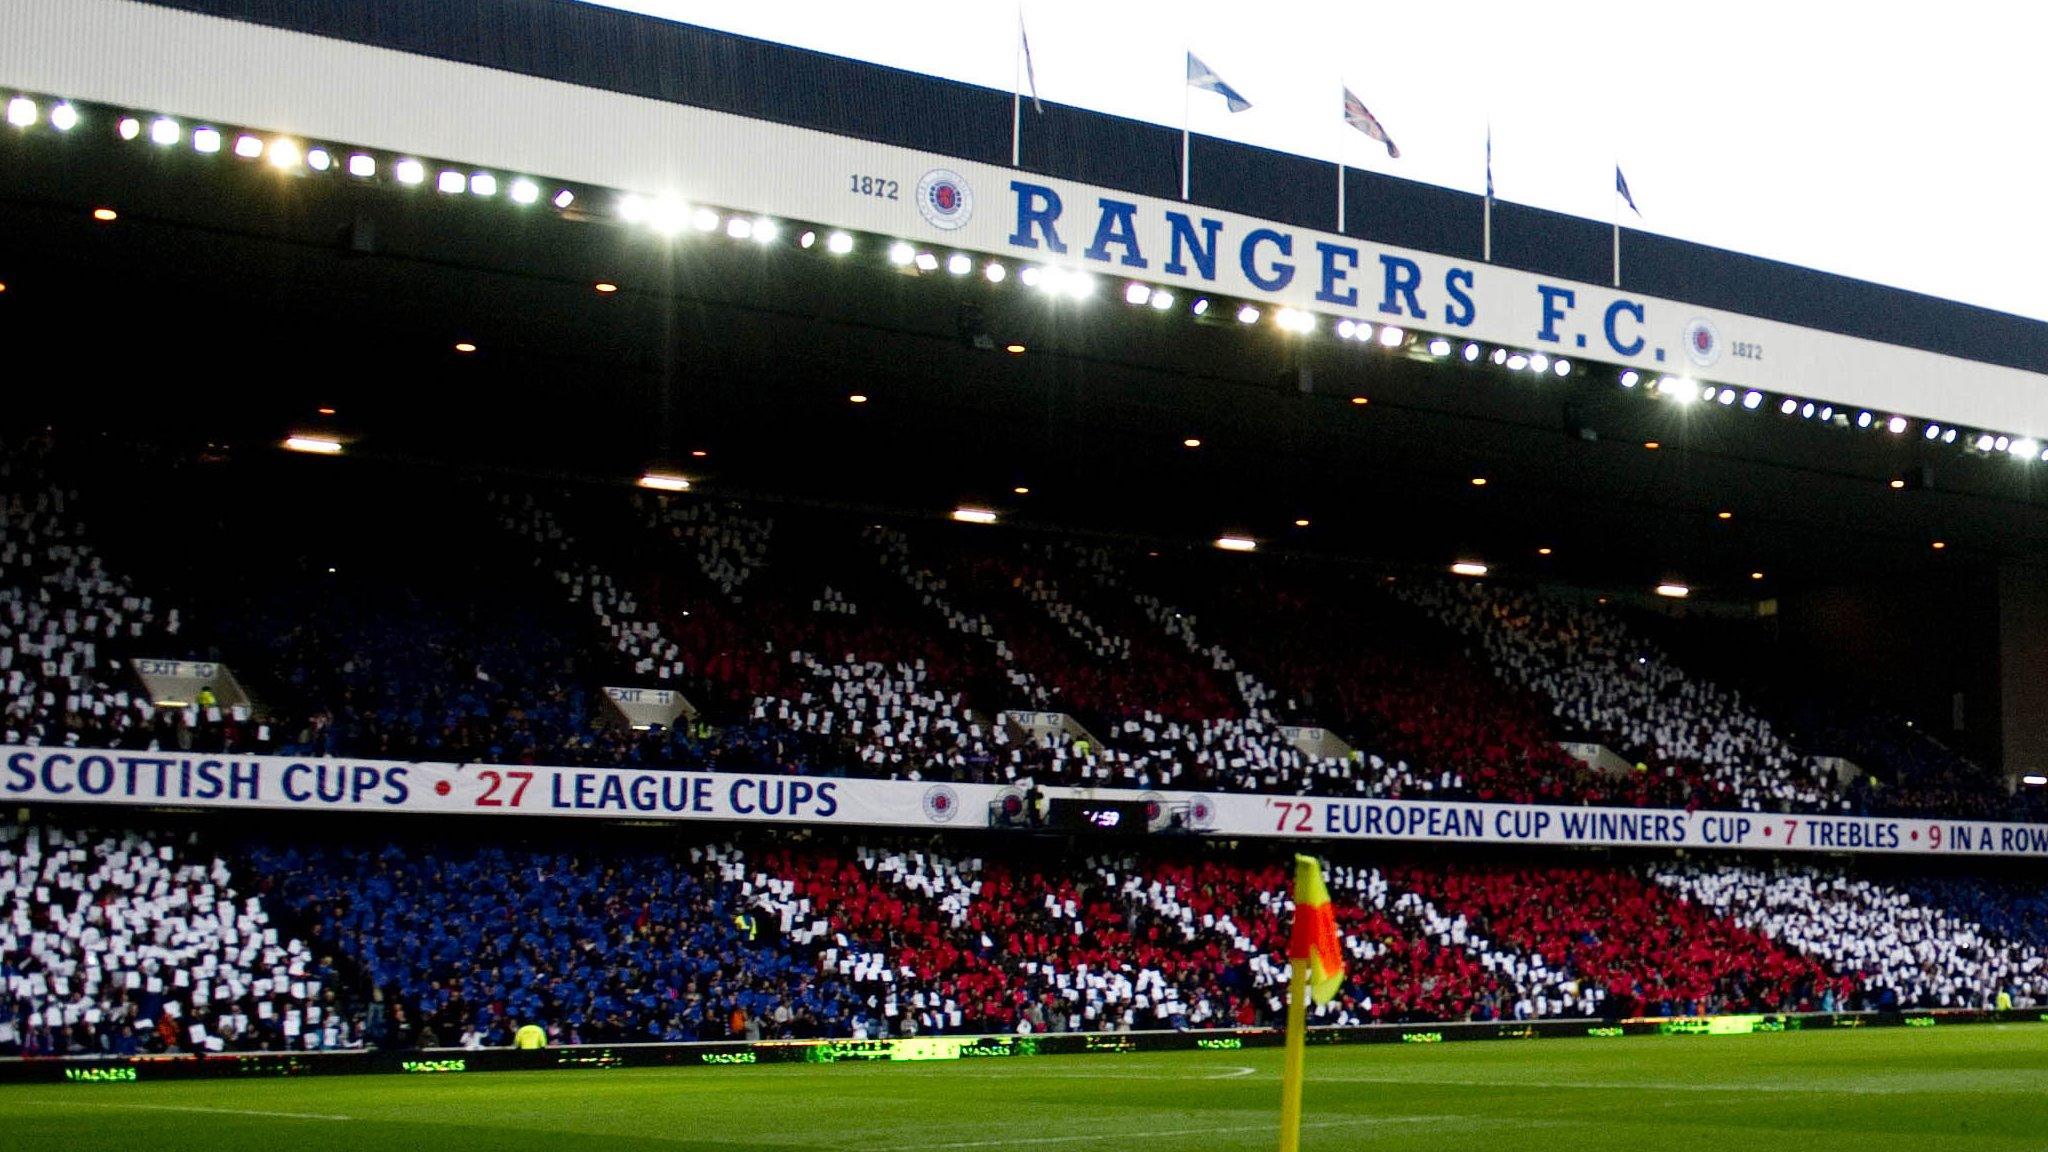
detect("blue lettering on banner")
(76, 755), (113, 796)
(2003, 825), (2048, 853)
(1082, 198), (1148, 268)
(1007, 181), (1067, 254)
(1314, 242), (1359, 306)
(1604, 298), (1646, 356)
(729, 778), (834, 818)
(1324, 802), (1483, 839)
(280, 762), (403, 805)
(1699, 815), (1753, 845)
(1442, 268), (1477, 327)
(1536, 285), (1576, 344)
(1492, 809), (1552, 840)
(1557, 810), (1688, 844)
(1378, 256), (1424, 319)
(1163, 212), (1221, 280)
(1240, 229), (1294, 292)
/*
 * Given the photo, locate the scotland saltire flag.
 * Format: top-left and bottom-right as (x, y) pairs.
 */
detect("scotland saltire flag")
(1341, 87), (1399, 158)
(1186, 53), (1252, 113)
(1616, 165), (1641, 216)
(1485, 125), (1493, 204)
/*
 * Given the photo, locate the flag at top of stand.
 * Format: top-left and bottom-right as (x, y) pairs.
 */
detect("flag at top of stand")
(1616, 164), (1642, 216)
(1187, 53), (1252, 112)
(1019, 15), (1043, 113)
(1342, 87), (1400, 158)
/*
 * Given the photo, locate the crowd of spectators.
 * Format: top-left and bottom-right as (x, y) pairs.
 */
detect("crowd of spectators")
(1393, 579), (1840, 812)
(0, 428), (2038, 827)
(957, 545), (1237, 725)
(0, 823), (340, 1056)
(1395, 859), (1852, 1018)
(0, 434), (192, 751)
(1145, 562), (1625, 807)
(1649, 861), (2048, 1009)
(246, 836), (852, 1046)
(8, 815), (2048, 1054)
(1900, 874), (2048, 951)
(1785, 699), (2048, 823)
(865, 524), (1051, 709)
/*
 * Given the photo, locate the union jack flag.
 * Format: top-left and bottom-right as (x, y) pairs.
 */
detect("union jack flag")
(1342, 88), (1399, 159)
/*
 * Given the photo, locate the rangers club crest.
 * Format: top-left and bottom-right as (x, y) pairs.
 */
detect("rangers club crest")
(1682, 318), (1722, 368)
(915, 169), (973, 231)
(922, 783), (961, 823)
(1140, 791), (1167, 832)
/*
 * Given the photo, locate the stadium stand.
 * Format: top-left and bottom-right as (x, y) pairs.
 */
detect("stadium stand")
(0, 823), (337, 1055)
(4, 807), (2046, 1054)
(1391, 578), (1843, 813)
(1648, 860), (2048, 1010)
(1901, 873), (2048, 950)
(0, 434), (189, 752)
(245, 834), (856, 1046)
(1394, 860), (1849, 1018)
(1148, 559), (1631, 806)
(0, 430), (2036, 826)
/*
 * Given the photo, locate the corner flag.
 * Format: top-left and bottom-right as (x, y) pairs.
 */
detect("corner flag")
(1289, 855), (1345, 1002)
(1278, 854), (1346, 1152)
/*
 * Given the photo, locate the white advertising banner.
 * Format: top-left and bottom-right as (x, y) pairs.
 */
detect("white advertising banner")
(3, 0), (2045, 437)
(7, 746), (2047, 858)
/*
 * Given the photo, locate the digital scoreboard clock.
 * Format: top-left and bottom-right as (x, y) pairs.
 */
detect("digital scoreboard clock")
(1045, 797), (1154, 833)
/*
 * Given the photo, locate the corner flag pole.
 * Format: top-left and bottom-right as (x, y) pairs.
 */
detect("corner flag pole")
(1278, 854), (1341, 1152)
(1277, 961), (1311, 1152)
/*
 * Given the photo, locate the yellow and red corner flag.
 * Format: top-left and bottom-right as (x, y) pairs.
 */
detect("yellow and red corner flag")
(1289, 855), (1345, 1004)
(1279, 855), (1345, 1152)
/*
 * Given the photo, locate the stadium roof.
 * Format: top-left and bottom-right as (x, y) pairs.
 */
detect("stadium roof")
(0, 112), (2041, 607)
(80, 0), (2048, 377)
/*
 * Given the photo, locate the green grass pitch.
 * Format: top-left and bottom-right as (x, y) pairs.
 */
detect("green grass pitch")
(7, 1026), (2048, 1151)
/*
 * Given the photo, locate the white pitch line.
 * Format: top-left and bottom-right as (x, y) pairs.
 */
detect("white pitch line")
(918, 1114), (1456, 1149)
(1306, 1073), (2045, 1096)
(62, 1101), (354, 1122)
(953, 1063), (1263, 1082)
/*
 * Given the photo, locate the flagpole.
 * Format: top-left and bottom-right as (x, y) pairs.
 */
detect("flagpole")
(1335, 160), (1344, 234)
(1181, 65), (1191, 201)
(1011, 5), (1023, 167)
(1612, 158), (1622, 287)
(1277, 961), (1311, 1152)
(1482, 123), (1492, 263)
